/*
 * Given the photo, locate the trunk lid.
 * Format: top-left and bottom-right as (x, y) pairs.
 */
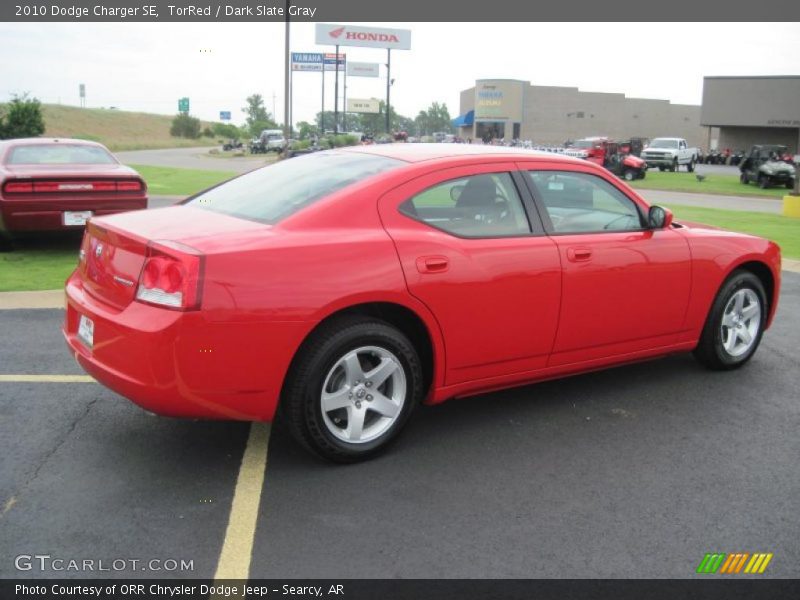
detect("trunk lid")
(79, 206), (270, 309)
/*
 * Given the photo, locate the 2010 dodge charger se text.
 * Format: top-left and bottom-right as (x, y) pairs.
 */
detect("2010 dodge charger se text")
(62, 145), (781, 462)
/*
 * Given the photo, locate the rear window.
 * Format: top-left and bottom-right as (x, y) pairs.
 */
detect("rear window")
(187, 151), (403, 224)
(7, 144), (116, 165)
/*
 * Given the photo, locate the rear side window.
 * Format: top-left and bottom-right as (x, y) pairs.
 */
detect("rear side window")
(399, 172), (531, 238)
(188, 152), (403, 224)
(7, 144), (116, 165)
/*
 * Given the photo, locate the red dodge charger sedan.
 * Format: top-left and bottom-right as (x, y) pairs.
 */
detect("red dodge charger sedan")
(0, 138), (147, 244)
(63, 145), (781, 462)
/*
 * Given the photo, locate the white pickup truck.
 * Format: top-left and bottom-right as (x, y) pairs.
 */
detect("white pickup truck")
(641, 137), (698, 172)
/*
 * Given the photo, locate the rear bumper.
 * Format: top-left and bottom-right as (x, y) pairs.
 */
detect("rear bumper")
(0, 196), (147, 233)
(63, 273), (311, 422)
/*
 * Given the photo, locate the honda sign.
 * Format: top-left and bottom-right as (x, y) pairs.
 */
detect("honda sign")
(315, 23), (411, 51)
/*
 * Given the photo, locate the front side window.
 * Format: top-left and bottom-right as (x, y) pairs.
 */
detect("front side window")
(400, 172), (531, 238)
(527, 171), (643, 233)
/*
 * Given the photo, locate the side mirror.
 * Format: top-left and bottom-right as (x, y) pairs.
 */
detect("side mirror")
(648, 205), (673, 229)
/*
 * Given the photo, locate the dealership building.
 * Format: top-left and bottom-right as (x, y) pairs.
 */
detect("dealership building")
(701, 76), (800, 153)
(454, 79), (707, 147)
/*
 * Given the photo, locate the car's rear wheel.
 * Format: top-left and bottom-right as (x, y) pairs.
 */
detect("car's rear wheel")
(282, 317), (423, 463)
(693, 270), (767, 370)
(658, 166), (665, 172)
(786, 181), (794, 189)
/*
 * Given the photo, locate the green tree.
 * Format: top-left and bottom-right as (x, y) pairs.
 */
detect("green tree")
(414, 102), (453, 136)
(170, 113), (201, 138)
(296, 121), (319, 140)
(243, 94), (277, 137)
(212, 122), (241, 139)
(0, 94), (45, 139)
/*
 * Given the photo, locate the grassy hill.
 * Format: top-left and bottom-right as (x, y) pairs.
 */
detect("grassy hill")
(10, 104), (219, 151)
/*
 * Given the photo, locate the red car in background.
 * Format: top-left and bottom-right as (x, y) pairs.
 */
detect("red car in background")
(63, 145), (780, 463)
(0, 138), (147, 245)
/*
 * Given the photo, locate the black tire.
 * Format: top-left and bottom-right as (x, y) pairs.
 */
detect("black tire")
(786, 181), (794, 190)
(693, 270), (767, 371)
(670, 158), (678, 172)
(687, 158), (695, 173)
(658, 166), (665, 172)
(758, 176), (769, 189)
(282, 316), (423, 463)
(740, 172), (749, 185)
(623, 169), (635, 181)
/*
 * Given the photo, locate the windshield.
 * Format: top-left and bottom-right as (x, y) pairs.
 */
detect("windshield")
(650, 139), (679, 149)
(187, 152), (403, 224)
(7, 144), (117, 165)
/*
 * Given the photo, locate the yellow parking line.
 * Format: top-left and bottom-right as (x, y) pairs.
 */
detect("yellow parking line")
(0, 374), (95, 383)
(213, 422), (271, 581)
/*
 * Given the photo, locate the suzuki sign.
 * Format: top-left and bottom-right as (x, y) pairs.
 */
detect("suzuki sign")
(315, 23), (411, 50)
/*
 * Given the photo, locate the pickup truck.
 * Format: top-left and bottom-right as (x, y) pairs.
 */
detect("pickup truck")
(641, 138), (698, 172)
(259, 129), (287, 153)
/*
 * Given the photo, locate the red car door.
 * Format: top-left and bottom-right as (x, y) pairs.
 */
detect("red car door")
(378, 162), (562, 385)
(520, 166), (692, 366)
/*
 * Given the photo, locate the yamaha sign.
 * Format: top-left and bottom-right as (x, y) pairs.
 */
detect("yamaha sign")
(315, 23), (411, 51)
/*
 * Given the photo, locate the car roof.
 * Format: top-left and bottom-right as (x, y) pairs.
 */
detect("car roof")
(338, 143), (587, 165)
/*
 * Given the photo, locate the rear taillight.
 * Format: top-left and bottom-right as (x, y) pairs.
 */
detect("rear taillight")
(117, 180), (143, 192)
(135, 241), (204, 311)
(3, 182), (33, 193)
(3, 179), (144, 194)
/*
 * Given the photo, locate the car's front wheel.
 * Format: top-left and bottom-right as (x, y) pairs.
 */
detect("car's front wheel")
(282, 317), (423, 462)
(693, 270), (767, 370)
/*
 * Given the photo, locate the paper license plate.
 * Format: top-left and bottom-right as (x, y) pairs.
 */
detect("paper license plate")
(64, 211), (93, 226)
(78, 314), (94, 348)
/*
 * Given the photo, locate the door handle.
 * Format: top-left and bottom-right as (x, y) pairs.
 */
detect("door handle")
(567, 247), (593, 262)
(416, 256), (449, 273)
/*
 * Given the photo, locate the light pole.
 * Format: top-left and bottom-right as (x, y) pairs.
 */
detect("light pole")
(282, 2), (291, 158)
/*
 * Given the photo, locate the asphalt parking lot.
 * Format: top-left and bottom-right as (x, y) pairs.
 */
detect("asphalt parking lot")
(0, 274), (798, 579)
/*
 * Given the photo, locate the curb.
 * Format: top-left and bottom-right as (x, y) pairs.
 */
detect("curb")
(0, 290), (64, 310)
(2, 263), (800, 310)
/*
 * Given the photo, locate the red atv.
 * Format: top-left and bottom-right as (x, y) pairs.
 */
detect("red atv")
(603, 141), (646, 181)
(571, 137), (646, 181)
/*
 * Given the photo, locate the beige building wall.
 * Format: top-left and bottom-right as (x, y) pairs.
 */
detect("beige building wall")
(458, 80), (707, 147)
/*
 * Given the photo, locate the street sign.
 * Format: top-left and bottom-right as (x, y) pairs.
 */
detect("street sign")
(219, 111), (231, 121)
(178, 97), (190, 113)
(79, 84), (85, 98)
(347, 98), (380, 114)
(346, 62), (380, 78)
(291, 52), (345, 71)
(315, 23), (411, 50)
